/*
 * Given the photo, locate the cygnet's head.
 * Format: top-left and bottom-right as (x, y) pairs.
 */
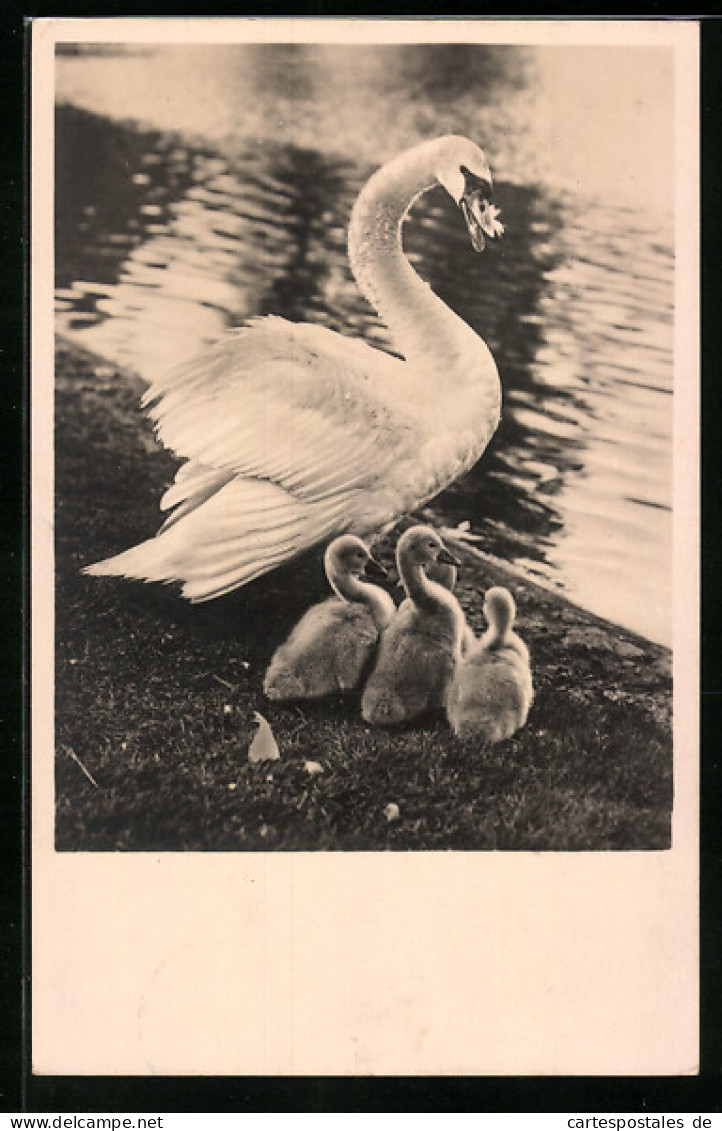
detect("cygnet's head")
(483, 586), (516, 633)
(434, 135), (504, 252)
(324, 535), (383, 581)
(397, 525), (460, 572)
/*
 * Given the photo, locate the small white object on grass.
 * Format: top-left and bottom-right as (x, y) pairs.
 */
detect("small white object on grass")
(248, 711), (281, 764)
(384, 803), (401, 823)
(304, 760), (324, 776)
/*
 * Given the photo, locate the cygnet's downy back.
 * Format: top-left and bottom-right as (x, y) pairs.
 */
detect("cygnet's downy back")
(445, 586), (533, 743)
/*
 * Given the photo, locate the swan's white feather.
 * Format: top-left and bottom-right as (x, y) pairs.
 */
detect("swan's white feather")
(88, 317), (428, 599)
(86, 476), (351, 602)
(142, 317), (415, 488)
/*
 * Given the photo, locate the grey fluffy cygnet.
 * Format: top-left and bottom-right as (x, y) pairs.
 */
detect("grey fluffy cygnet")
(361, 526), (467, 725)
(263, 536), (395, 700)
(445, 586), (533, 743)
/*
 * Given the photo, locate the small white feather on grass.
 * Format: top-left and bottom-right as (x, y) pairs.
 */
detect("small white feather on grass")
(248, 711), (281, 764)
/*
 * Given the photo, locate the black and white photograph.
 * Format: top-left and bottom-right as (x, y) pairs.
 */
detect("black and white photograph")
(31, 17), (698, 1077)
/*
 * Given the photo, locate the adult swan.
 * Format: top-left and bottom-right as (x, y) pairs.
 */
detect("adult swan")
(85, 135), (504, 601)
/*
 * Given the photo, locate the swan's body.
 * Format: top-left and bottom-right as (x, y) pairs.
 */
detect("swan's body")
(263, 535), (394, 700)
(445, 586), (533, 743)
(84, 136), (503, 602)
(361, 526), (466, 726)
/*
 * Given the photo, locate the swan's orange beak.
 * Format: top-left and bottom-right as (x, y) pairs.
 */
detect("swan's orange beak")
(460, 190), (504, 253)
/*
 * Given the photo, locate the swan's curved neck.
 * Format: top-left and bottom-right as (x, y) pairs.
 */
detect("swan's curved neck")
(330, 571), (394, 632)
(348, 140), (495, 379)
(482, 623), (508, 649)
(400, 559), (465, 640)
(482, 615), (524, 657)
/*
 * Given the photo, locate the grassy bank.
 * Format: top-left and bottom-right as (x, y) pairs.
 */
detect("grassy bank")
(53, 338), (673, 851)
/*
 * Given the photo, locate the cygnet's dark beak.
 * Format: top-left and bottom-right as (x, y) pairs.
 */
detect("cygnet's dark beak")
(437, 548), (460, 567)
(459, 174), (504, 253)
(364, 556), (388, 581)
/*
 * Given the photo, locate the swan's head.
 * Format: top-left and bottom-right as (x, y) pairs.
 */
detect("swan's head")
(434, 135), (504, 253)
(397, 525), (460, 573)
(483, 586), (516, 633)
(324, 535), (385, 582)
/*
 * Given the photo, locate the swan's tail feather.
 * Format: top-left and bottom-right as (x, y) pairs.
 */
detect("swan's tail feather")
(83, 536), (182, 586)
(83, 476), (351, 602)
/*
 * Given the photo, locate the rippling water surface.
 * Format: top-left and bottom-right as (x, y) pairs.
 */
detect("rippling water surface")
(54, 42), (674, 644)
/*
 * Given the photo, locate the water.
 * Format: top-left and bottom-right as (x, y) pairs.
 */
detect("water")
(54, 42), (674, 645)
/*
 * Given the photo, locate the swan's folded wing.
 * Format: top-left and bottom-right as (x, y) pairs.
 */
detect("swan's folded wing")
(141, 316), (416, 505)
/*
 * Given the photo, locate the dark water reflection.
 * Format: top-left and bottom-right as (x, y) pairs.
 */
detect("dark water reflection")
(55, 45), (673, 645)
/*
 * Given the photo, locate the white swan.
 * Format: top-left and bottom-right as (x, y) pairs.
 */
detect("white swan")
(263, 535), (395, 700)
(445, 586), (533, 743)
(84, 136), (504, 601)
(361, 525), (466, 726)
